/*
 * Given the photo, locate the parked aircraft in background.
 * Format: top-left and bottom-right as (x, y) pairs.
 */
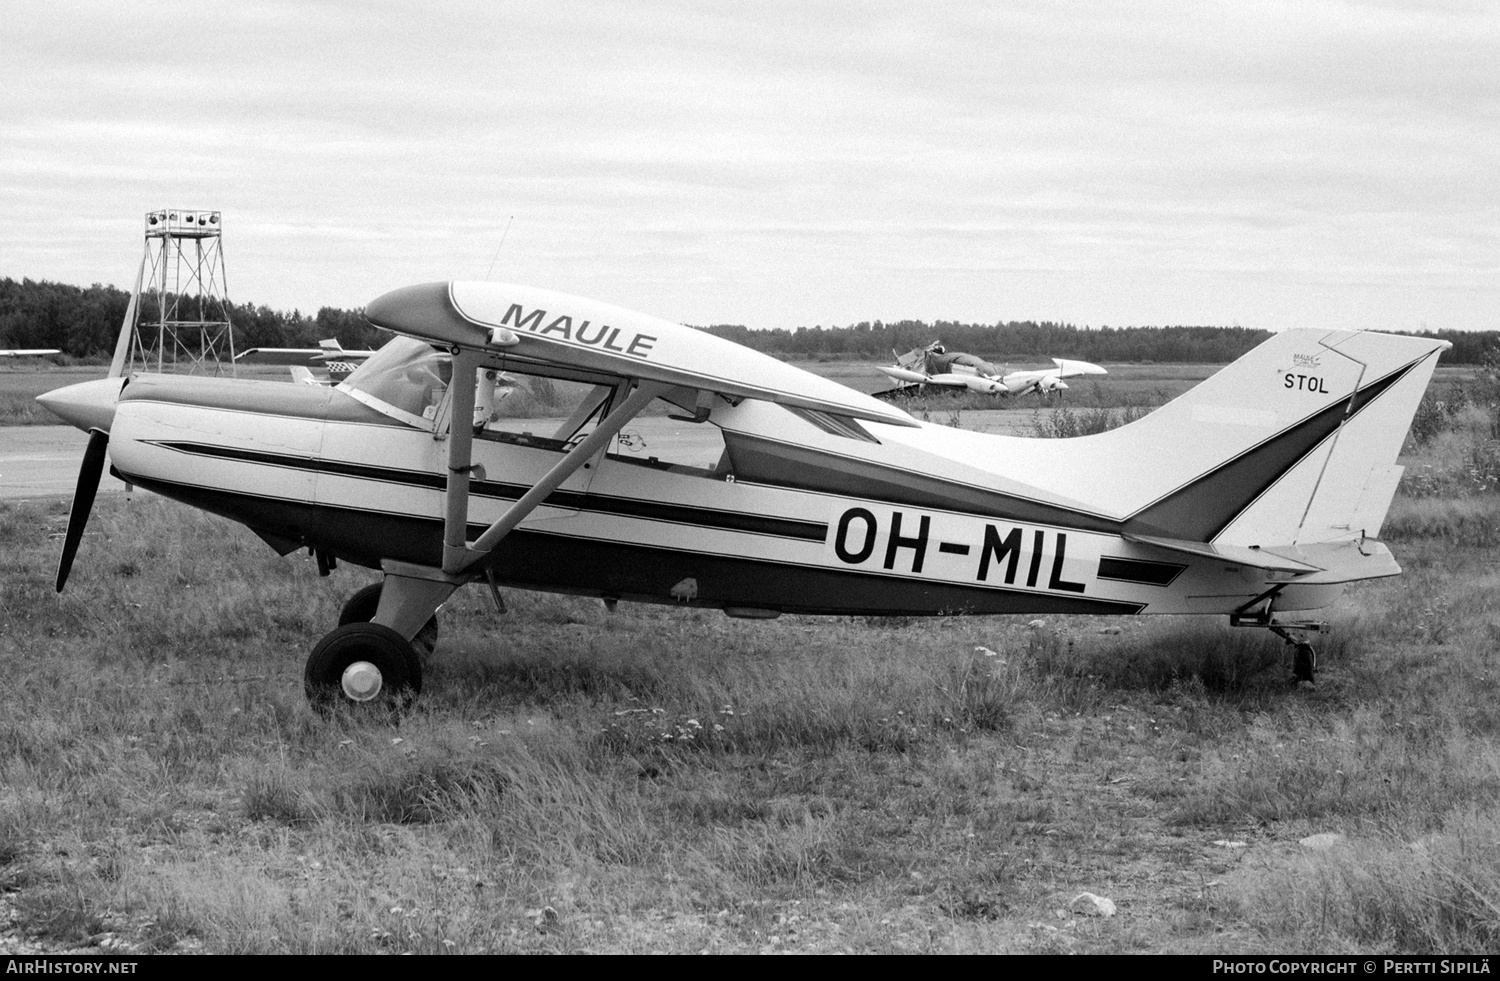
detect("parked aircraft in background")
(0, 349), (61, 358)
(235, 339), (376, 384)
(37, 281), (1447, 714)
(876, 341), (1107, 397)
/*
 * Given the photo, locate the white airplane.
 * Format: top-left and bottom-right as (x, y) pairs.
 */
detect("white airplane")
(36, 281), (1448, 714)
(235, 339), (377, 385)
(877, 341), (1107, 397)
(0, 349), (61, 358)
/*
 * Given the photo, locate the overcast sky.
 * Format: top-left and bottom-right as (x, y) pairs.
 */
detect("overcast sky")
(4, 1), (1496, 332)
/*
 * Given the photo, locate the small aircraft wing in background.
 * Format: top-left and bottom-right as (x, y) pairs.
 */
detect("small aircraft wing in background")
(875, 342), (1106, 398)
(0, 349), (61, 358)
(999, 357), (1108, 396)
(234, 339), (377, 384)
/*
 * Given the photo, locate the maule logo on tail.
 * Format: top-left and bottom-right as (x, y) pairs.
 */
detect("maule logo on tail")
(499, 303), (658, 360)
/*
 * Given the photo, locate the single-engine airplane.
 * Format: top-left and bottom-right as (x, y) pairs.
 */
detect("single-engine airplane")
(37, 281), (1448, 713)
(876, 341), (1107, 398)
(1, 348), (61, 358)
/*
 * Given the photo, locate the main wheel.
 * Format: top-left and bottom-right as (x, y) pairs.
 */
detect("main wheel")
(305, 622), (423, 716)
(339, 582), (440, 661)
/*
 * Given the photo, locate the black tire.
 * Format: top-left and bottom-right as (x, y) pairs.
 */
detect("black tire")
(1292, 642), (1316, 684)
(339, 582), (440, 661)
(304, 622), (423, 716)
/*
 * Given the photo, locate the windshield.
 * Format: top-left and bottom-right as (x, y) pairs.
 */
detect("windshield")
(339, 336), (450, 426)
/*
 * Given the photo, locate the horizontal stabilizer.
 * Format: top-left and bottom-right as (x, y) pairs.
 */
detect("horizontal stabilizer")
(1127, 533), (1401, 584)
(1124, 533), (1322, 573)
(1282, 539), (1402, 584)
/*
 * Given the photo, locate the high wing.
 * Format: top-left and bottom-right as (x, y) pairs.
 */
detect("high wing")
(369, 282), (917, 427)
(0, 349), (60, 357)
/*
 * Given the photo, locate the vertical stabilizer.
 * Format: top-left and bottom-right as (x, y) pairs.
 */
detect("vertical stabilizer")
(1112, 329), (1448, 545)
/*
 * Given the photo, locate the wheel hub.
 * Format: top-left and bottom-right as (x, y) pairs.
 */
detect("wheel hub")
(341, 660), (384, 701)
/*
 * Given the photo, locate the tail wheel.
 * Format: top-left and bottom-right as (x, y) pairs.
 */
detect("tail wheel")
(305, 622), (422, 716)
(339, 582), (440, 661)
(1292, 642), (1317, 684)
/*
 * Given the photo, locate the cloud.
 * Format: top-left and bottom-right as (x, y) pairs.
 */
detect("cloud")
(1, 0), (1495, 329)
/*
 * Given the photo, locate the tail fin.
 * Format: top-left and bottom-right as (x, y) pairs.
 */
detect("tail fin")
(1022, 329), (1448, 546)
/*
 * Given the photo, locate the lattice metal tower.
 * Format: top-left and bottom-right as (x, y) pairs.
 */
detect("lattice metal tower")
(114, 209), (236, 375)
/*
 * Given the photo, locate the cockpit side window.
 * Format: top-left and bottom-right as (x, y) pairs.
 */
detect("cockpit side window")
(337, 336), (451, 429)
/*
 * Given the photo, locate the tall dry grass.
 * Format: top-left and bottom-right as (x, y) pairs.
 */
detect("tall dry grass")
(3, 382), (1500, 951)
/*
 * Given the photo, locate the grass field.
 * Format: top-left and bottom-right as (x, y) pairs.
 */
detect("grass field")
(2, 364), (1498, 953)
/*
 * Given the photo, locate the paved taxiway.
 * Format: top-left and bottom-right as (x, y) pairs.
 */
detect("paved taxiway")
(0, 425), (132, 501)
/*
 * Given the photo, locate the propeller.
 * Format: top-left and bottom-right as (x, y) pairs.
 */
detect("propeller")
(37, 293), (133, 591)
(55, 428), (109, 592)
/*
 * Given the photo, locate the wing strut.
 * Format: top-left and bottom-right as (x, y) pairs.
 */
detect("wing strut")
(440, 354), (668, 577)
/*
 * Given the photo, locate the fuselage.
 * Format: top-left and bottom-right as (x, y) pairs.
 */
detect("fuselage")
(103, 359), (1331, 619)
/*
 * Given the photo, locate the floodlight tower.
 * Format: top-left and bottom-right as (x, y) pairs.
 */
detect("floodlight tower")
(115, 209), (236, 375)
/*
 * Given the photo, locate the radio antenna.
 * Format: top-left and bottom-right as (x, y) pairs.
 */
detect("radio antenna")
(485, 216), (515, 280)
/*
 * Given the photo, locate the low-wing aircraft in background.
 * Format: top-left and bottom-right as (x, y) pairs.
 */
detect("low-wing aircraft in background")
(37, 282), (1448, 714)
(234, 339), (377, 385)
(0, 349), (61, 358)
(876, 341), (1107, 398)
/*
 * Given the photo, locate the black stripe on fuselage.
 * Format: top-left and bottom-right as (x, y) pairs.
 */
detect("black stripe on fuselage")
(114, 471), (1148, 617)
(143, 440), (828, 543)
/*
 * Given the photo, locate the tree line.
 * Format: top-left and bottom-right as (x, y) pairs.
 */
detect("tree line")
(3, 275), (1495, 364)
(0, 277), (384, 359)
(702, 319), (1500, 364)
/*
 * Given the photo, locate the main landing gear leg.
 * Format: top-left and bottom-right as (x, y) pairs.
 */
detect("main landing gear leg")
(303, 562), (465, 716)
(338, 582), (441, 661)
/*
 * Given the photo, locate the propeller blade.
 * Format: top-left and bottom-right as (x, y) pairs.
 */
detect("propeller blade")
(56, 428), (109, 592)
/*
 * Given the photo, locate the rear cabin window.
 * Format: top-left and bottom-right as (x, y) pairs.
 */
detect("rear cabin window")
(605, 391), (729, 477)
(474, 368), (615, 451)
